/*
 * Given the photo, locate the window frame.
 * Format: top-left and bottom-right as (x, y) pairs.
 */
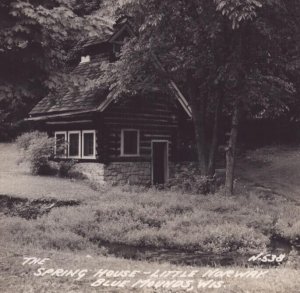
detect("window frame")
(68, 130), (81, 159)
(120, 129), (140, 157)
(82, 130), (96, 159)
(80, 55), (91, 64)
(54, 131), (67, 158)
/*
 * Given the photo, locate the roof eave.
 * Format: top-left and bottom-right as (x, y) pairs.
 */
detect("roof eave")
(26, 109), (98, 121)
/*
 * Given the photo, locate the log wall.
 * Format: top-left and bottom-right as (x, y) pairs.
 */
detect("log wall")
(101, 96), (179, 162)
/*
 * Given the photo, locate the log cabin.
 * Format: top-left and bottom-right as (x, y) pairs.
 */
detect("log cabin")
(27, 17), (193, 185)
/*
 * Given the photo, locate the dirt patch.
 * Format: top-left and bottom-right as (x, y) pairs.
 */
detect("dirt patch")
(0, 194), (80, 219)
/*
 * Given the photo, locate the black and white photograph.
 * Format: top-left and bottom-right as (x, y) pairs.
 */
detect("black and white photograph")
(0, 0), (299, 292)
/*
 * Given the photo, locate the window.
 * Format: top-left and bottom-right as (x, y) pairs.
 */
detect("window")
(113, 43), (122, 55)
(55, 132), (67, 157)
(54, 130), (96, 159)
(80, 55), (90, 64)
(82, 130), (96, 159)
(121, 129), (140, 156)
(68, 131), (81, 158)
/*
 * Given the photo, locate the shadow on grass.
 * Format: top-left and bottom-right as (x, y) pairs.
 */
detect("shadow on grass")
(0, 194), (80, 219)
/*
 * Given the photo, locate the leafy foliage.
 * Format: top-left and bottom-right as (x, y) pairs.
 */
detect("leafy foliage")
(3, 184), (300, 254)
(99, 0), (300, 177)
(16, 131), (55, 175)
(107, 0), (299, 114)
(166, 163), (217, 194)
(58, 160), (77, 178)
(0, 0), (121, 140)
(16, 130), (48, 150)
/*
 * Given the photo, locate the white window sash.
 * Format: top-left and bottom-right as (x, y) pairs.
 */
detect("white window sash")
(120, 129), (140, 157)
(80, 55), (90, 64)
(82, 130), (96, 159)
(54, 131), (67, 158)
(68, 131), (81, 159)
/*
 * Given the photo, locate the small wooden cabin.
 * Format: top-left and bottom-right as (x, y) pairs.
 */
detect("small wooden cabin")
(28, 18), (192, 185)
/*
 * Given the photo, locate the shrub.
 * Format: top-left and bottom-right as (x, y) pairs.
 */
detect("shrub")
(167, 173), (216, 194)
(164, 163), (221, 194)
(16, 131), (55, 175)
(275, 219), (300, 244)
(58, 160), (77, 178)
(16, 131), (47, 151)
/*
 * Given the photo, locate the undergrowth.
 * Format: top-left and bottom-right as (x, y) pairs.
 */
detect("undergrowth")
(1, 185), (300, 255)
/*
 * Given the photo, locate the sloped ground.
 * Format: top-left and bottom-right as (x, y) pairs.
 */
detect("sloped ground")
(0, 143), (300, 292)
(237, 145), (300, 203)
(2, 142), (300, 203)
(0, 143), (100, 201)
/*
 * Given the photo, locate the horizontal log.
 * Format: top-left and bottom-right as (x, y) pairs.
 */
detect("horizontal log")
(107, 140), (172, 148)
(143, 134), (172, 138)
(107, 130), (175, 137)
(104, 120), (177, 127)
(104, 122), (177, 129)
(46, 120), (93, 125)
(104, 112), (178, 120)
(104, 117), (177, 124)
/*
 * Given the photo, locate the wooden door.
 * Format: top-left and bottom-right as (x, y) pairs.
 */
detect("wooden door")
(152, 141), (168, 185)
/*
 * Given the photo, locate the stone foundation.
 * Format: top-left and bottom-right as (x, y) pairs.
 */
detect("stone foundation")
(71, 161), (205, 186)
(104, 162), (151, 185)
(70, 163), (105, 182)
(71, 162), (151, 185)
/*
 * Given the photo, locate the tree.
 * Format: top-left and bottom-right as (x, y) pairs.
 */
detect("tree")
(214, 0), (300, 194)
(0, 0), (119, 140)
(100, 0), (232, 175)
(100, 0), (300, 194)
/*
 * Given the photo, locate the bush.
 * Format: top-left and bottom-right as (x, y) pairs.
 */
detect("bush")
(167, 173), (216, 194)
(164, 163), (222, 194)
(16, 131), (47, 151)
(58, 160), (77, 178)
(16, 131), (55, 175)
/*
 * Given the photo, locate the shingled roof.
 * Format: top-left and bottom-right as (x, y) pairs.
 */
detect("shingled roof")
(30, 53), (109, 117)
(29, 18), (114, 118)
(28, 17), (192, 120)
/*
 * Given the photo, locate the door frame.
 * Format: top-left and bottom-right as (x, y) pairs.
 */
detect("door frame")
(151, 140), (169, 185)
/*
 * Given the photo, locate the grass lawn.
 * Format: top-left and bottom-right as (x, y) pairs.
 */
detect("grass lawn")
(0, 143), (100, 201)
(1, 143), (300, 292)
(237, 145), (300, 203)
(2, 184), (300, 253)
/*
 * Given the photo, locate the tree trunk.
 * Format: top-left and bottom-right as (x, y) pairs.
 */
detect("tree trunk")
(225, 101), (240, 195)
(208, 87), (224, 176)
(187, 71), (208, 175)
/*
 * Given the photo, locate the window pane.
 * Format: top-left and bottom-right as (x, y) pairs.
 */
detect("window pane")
(69, 133), (79, 157)
(84, 133), (94, 157)
(123, 130), (138, 155)
(56, 134), (65, 156)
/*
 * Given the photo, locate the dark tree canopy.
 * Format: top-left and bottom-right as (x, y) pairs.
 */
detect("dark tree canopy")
(0, 0), (121, 139)
(97, 0), (300, 187)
